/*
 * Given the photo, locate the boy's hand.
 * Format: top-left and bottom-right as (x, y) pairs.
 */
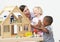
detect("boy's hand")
(40, 25), (49, 34)
(38, 20), (42, 27)
(39, 25), (44, 30)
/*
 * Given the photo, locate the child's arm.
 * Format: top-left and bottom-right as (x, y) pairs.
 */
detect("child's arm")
(31, 20), (42, 29)
(39, 25), (49, 34)
(31, 24), (39, 29)
(38, 20), (42, 27)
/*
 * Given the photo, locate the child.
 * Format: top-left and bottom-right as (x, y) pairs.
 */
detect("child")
(31, 6), (43, 37)
(40, 16), (54, 42)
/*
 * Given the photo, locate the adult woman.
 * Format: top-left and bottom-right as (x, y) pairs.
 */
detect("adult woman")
(19, 5), (32, 20)
(19, 5), (35, 32)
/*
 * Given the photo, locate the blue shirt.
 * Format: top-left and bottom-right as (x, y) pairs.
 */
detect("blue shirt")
(43, 25), (54, 42)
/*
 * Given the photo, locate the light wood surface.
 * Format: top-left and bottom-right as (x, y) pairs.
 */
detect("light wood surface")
(0, 37), (43, 42)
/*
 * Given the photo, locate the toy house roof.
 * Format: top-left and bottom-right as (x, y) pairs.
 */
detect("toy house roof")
(0, 6), (30, 24)
(0, 11), (10, 21)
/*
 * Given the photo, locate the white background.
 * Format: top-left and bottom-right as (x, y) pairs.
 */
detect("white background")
(0, 0), (60, 42)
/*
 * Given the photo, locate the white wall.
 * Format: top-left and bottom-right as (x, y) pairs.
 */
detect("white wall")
(0, 0), (60, 42)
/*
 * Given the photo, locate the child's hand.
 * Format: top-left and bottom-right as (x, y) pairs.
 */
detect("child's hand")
(34, 24), (39, 28)
(39, 25), (49, 34)
(39, 25), (44, 30)
(31, 24), (39, 29)
(38, 20), (42, 27)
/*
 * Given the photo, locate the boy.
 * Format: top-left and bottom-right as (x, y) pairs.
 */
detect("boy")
(40, 16), (54, 42)
(31, 6), (43, 37)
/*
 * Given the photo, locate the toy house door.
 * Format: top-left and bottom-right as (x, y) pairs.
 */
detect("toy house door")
(11, 25), (14, 35)
(11, 24), (18, 35)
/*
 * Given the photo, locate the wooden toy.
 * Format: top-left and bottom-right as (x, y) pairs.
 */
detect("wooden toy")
(24, 32), (32, 37)
(0, 6), (31, 38)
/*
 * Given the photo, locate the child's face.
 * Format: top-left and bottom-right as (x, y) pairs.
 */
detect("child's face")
(33, 8), (40, 16)
(43, 18), (49, 26)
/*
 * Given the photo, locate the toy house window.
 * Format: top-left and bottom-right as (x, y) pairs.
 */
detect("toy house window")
(19, 26), (23, 31)
(10, 15), (14, 23)
(3, 25), (10, 32)
(18, 15), (22, 23)
(0, 26), (1, 36)
(4, 15), (7, 17)
(24, 24), (28, 31)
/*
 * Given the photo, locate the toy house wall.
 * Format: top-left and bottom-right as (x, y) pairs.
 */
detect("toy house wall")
(1, 25), (11, 38)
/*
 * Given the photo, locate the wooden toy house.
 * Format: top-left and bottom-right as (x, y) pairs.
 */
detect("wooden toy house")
(0, 6), (31, 38)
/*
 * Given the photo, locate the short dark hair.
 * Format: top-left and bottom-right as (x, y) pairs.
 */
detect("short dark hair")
(44, 16), (53, 25)
(19, 5), (26, 12)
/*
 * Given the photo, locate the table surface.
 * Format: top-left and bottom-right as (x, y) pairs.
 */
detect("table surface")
(0, 37), (43, 42)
